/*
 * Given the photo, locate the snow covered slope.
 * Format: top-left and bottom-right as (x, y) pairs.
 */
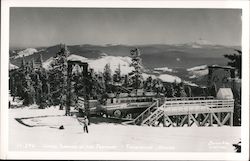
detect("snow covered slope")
(187, 65), (209, 79)
(14, 48), (38, 59)
(88, 56), (133, 75)
(9, 63), (19, 70)
(187, 65), (207, 72)
(9, 106), (240, 152)
(43, 54), (134, 75)
(42, 54), (186, 84)
(158, 74), (182, 83)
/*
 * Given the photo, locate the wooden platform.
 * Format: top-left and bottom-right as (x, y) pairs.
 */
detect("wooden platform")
(124, 97), (234, 127)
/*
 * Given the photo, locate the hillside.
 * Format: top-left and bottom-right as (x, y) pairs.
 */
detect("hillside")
(9, 43), (239, 70)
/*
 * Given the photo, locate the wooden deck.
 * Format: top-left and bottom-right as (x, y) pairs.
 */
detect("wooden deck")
(124, 97), (234, 127)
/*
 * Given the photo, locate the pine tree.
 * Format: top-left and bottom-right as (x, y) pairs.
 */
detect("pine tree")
(224, 49), (242, 78)
(103, 63), (112, 91)
(113, 64), (121, 83)
(123, 75), (129, 88)
(185, 86), (192, 97)
(176, 82), (187, 97)
(129, 48), (143, 91)
(144, 76), (153, 91)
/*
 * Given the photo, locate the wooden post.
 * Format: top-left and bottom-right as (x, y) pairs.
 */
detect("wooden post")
(230, 112), (233, 126)
(218, 112), (221, 123)
(187, 114), (191, 127)
(180, 115), (187, 127)
(163, 113), (167, 127)
(210, 113), (213, 126)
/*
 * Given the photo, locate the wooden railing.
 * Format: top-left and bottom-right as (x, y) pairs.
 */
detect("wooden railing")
(162, 99), (234, 109)
(164, 96), (214, 102)
(133, 101), (158, 125)
(160, 99), (234, 116)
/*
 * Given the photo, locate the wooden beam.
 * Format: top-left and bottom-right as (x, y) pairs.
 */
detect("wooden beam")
(218, 112), (221, 123)
(165, 115), (175, 127)
(212, 113), (223, 126)
(210, 113), (213, 126)
(230, 112), (233, 126)
(176, 116), (180, 126)
(180, 115), (187, 126)
(221, 113), (231, 125)
(202, 113), (207, 117)
(187, 114), (191, 127)
(201, 113), (209, 126)
(190, 114), (200, 127)
(163, 114), (167, 127)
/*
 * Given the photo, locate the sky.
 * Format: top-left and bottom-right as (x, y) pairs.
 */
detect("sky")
(10, 8), (242, 48)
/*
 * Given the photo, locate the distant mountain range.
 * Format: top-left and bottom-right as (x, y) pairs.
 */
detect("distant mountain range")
(9, 43), (240, 70)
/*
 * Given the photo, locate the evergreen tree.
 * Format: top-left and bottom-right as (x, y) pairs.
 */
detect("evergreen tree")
(113, 64), (121, 83)
(144, 76), (153, 91)
(210, 82), (217, 97)
(176, 82), (187, 97)
(123, 74), (129, 88)
(185, 86), (192, 97)
(103, 63), (112, 91)
(167, 84), (175, 97)
(129, 48), (143, 91)
(224, 49), (242, 78)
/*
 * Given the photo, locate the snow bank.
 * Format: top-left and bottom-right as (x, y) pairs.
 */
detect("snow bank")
(15, 48), (38, 59)
(158, 74), (181, 83)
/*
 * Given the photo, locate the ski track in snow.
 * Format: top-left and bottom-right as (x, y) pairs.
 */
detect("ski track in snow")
(9, 106), (240, 152)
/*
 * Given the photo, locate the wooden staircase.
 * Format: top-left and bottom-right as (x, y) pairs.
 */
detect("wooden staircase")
(123, 98), (164, 126)
(141, 108), (164, 126)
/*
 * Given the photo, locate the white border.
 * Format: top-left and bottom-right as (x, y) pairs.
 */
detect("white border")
(1, 0), (249, 160)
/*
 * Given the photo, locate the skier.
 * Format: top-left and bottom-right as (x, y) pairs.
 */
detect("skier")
(83, 116), (89, 133)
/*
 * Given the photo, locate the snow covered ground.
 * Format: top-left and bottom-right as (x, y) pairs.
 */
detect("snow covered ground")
(9, 106), (240, 152)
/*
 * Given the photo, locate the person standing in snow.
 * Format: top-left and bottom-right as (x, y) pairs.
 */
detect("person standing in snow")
(83, 116), (89, 133)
